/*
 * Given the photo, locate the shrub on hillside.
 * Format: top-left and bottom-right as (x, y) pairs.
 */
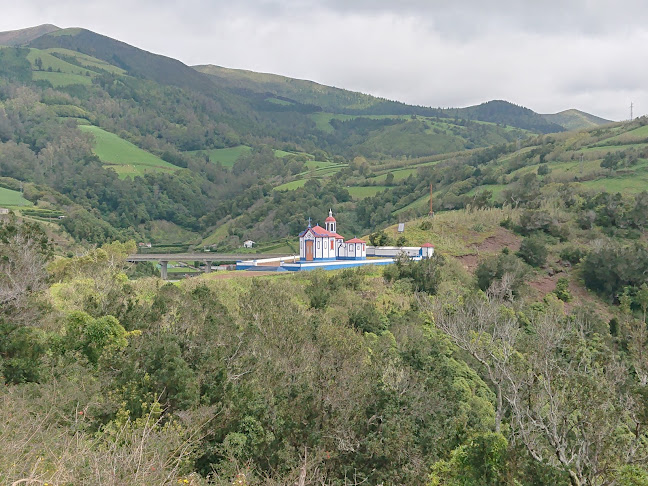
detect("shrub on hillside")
(582, 241), (648, 300)
(384, 253), (445, 294)
(475, 251), (529, 296)
(348, 302), (387, 334)
(369, 229), (391, 246)
(554, 277), (572, 302)
(560, 246), (587, 264)
(517, 236), (548, 267)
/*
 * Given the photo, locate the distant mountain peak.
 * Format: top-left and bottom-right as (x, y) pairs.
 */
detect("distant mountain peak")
(541, 109), (612, 131)
(456, 100), (566, 134)
(0, 24), (61, 46)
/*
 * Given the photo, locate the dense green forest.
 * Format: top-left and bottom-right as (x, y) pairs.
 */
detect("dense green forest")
(4, 200), (648, 485)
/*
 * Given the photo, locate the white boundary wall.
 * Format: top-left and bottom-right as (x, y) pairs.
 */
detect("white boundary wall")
(366, 246), (434, 258)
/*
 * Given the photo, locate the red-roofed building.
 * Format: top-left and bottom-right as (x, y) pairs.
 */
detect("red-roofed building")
(339, 237), (367, 260)
(299, 210), (368, 262)
(299, 212), (345, 261)
(421, 242), (434, 259)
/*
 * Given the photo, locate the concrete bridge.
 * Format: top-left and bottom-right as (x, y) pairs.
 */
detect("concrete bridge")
(127, 253), (294, 279)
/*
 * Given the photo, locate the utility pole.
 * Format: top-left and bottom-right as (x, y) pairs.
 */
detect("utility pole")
(429, 182), (434, 217)
(580, 153), (584, 176)
(631, 102), (634, 121)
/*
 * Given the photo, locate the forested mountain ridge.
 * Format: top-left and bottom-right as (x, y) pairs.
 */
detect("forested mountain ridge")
(196, 64), (606, 131)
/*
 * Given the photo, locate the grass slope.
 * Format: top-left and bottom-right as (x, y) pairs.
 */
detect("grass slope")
(79, 125), (177, 178)
(444, 119), (648, 209)
(347, 186), (388, 199)
(188, 146), (252, 168)
(44, 48), (127, 75)
(0, 187), (32, 207)
(27, 47), (98, 86)
(32, 71), (92, 87)
(194, 65), (392, 113)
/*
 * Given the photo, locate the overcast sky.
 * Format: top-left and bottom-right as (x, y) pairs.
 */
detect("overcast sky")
(2, 0), (646, 121)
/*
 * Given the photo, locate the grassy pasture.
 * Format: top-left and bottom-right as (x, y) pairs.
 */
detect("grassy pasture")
(79, 125), (177, 178)
(201, 223), (231, 247)
(297, 162), (346, 178)
(347, 186), (387, 199)
(27, 48), (91, 75)
(32, 71), (92, 87)
(0, 187), (32, 207)
(44, 48), (126, 75)
(304, 160), (335, 170)
(189, 146), (252, 168)
(265, 97), (294, 106)
(273, 180), (308, 191)
(596, 124), (648, 144)
(311, 167), (344, 177)
(393, 194), (430, 215)
(274, 149), (314, 159)
(581, 173), (648, 193)
(463, 184), (508, 199)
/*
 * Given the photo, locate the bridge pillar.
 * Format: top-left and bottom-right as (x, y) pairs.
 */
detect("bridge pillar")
(205, 261), (212, 273)
(160, 261), (168, 280)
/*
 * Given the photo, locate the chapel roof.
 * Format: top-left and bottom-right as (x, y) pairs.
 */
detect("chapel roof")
(299, 225), (343, 238)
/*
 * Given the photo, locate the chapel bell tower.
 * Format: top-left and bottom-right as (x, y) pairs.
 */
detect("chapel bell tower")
(325, 209), (337, 233)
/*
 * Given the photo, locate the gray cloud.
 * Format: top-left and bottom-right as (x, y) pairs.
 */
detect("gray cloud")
(1, 0), (646, 120)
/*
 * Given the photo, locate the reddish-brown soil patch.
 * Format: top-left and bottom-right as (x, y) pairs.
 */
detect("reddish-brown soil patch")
(456, 227), (521, 272)
(528, 273), (561, 296)
(456, 254), (480, 271)
(472, 227), (521, 254)
(526, 271), (613, 319)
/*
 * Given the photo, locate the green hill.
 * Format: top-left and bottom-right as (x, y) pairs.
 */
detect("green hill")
(29, 28), (220, 95)
(542, 109), (613, 131)
(194, 64), (417, 114)
(455, 100), (565, 134)
(0, 24), (60, 46)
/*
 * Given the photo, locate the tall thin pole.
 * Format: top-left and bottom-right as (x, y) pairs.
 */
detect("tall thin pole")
(631, 102), (634, 121)
(429, 183), (434, 217)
